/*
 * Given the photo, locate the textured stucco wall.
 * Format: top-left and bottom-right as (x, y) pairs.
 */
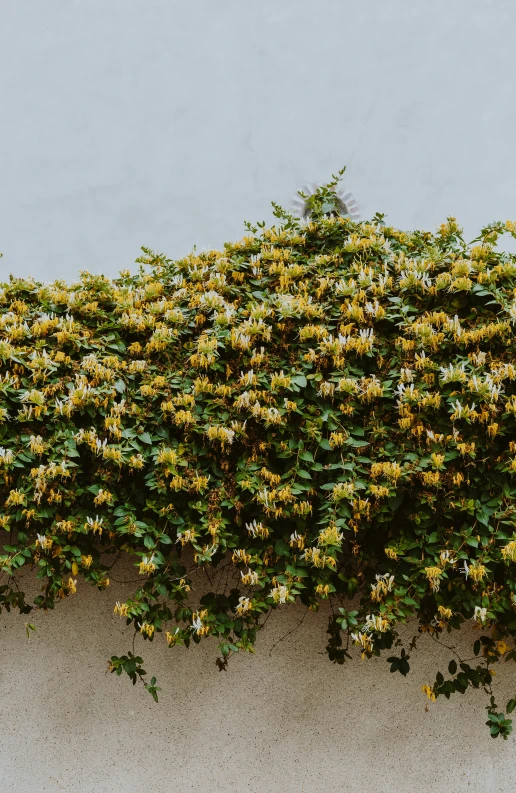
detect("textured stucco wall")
(2, 2), (516, 791)
(1, 0), (516, 284)
(0, 557), (515, 793)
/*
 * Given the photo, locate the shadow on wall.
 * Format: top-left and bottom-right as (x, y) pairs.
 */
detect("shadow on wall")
(0, 554), (513, 793)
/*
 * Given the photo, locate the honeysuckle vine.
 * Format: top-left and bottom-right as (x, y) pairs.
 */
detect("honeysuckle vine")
(3, 173), (516, 737)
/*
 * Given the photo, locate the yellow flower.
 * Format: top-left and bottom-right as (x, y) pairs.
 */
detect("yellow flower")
(502, 540), (516, 562)
(129, 454), (144, 469)
(102, 446), (123, 464)
(331, 481), (355, 501)
(430, 453), (445, 470)
(469, 562), (486, 583)
(29, 435), (45, 455)
(139, 555), (156, 575)
(385, 547), (398, 560)
(496, 640), (509, 655)
(437, 605), (453, 620)
(487, 423), (499, 438)
(114, 601), (129, 617)
(370, 484), (390, 499)
(140, 622), (155, 638)
(421, 471), (440, 487)
(94, 488), (113, 506)
(157, 447), (178, 465)
(232, 549), (251, 565)
(318, 523), (344, 546)
(425, 566), (443, 592)
(422, 684), (437, 702)
(5, 489), (26, 507)
(166, 629), (179, 646)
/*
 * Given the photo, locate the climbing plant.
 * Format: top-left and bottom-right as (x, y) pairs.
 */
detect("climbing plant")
(2, 171), (516, 737)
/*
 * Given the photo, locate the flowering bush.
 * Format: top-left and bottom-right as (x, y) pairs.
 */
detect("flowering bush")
(3, 174), (516, 736)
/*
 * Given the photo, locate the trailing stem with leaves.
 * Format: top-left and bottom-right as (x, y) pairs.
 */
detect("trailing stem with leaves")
(2, 171), (516, 736)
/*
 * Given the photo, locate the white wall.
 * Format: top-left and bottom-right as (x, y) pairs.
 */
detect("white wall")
(1, 0), (516, 284)
(1, 558), (515, 793)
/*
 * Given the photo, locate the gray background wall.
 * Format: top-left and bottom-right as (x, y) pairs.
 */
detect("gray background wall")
(1, 1), (516, 790)
(1, 0), (516, 283)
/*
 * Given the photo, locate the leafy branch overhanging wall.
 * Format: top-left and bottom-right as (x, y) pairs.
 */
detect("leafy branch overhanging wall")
(2, 173), (516, 738)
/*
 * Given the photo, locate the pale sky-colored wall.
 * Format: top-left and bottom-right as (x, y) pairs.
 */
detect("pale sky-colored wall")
(1, 0), (516, 284)
(2, 3), (516, 790)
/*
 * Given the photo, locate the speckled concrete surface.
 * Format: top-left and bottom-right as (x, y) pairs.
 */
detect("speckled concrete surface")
(0, 557), (514, 792)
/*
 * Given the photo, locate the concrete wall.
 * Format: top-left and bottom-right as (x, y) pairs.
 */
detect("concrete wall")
(1, 0), (516, 284)
(2, 1), (516, 790)
(1, 557), (515, 793)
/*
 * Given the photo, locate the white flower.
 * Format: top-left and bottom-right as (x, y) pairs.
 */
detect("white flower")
(270, 584), (289, 604)
(257, 488), (270, 506)
(0, 447), (14, 464)
(36, 533), (50, 550)
(95, 438), (108, 455)
(364, 614), (388, 633)
(235, 597), (252, 616)
(396, 383), (416, 400)
(191, 615), (204, 633)
(240, 369), (255, 387)
(507, 301), (516, 324)
(440, 550), (457, 566)
(375, 573), (394, 591)
(365, 299), (382, 317)
(235, 391), (251, 409)
(473, 606), (488, 624)
(439, 361), (466, 383)
(246, 520), (259, 537)
(240, 569), (259, 586)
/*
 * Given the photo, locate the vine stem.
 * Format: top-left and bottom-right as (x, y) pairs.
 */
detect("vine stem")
(268, 606), (309, 657)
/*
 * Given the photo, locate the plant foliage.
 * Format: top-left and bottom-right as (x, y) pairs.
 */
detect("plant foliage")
(3, 172), (516, 735)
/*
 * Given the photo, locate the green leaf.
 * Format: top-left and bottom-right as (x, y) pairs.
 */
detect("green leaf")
(274, 539), (290, 557)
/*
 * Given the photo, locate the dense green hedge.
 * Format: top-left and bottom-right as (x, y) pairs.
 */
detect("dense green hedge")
(2, 175), (516, 736)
